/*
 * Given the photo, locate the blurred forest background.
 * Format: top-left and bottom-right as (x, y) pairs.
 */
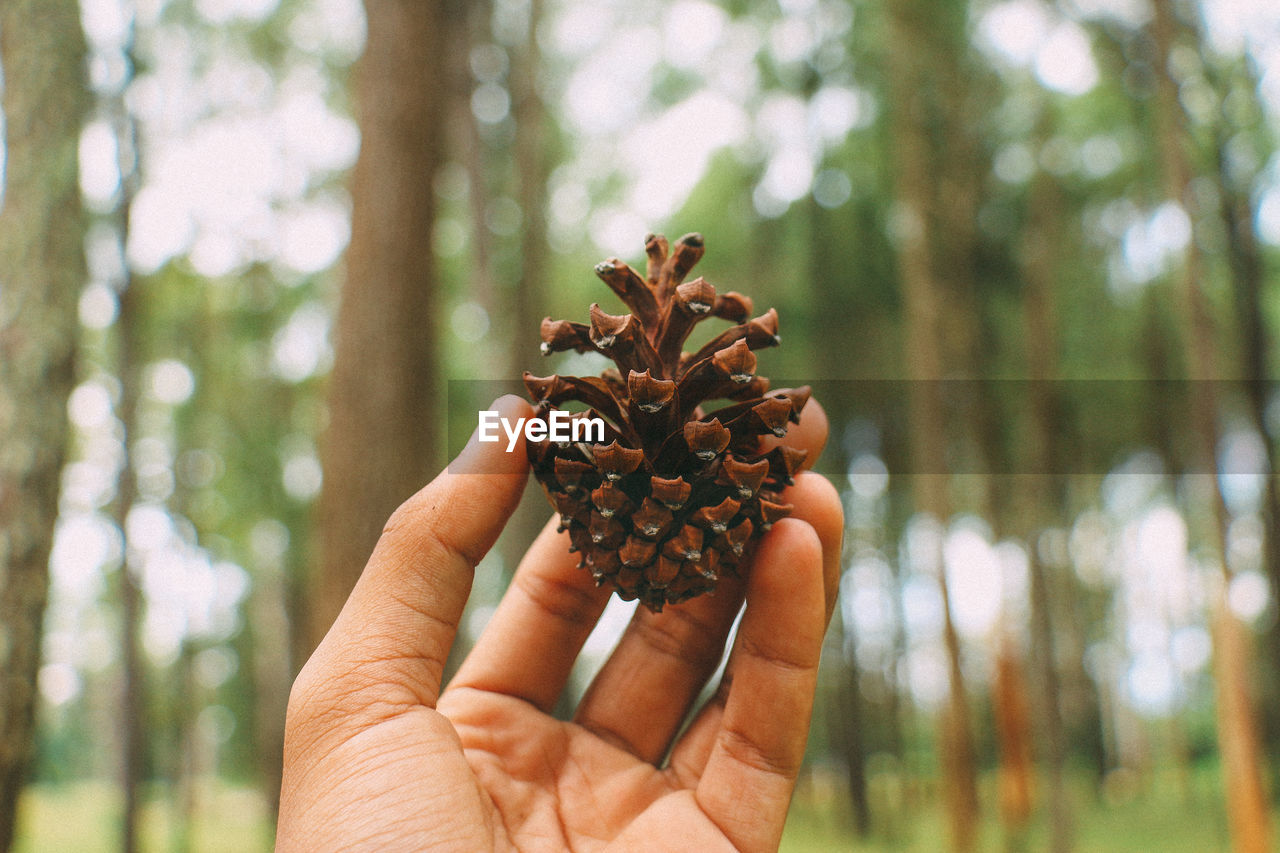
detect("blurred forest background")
(3, 0), (1280, 850)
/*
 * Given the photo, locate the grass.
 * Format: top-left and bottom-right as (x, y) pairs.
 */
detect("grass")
(780, 765), (1248, 853)
(15, 779), (272, 853)
(13, 766), (1261, 852)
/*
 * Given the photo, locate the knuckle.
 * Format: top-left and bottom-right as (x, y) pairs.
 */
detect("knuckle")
(718, 723), (802, 780)
(634, 608), (724, 669)
(515, 569), (603, 626)
(380, 495), (422, 539)
(285, 656), (327, 728)
(740, 632), (817, 676)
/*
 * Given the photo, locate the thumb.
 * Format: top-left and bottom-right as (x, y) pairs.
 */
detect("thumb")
(301, 394), (533, 713)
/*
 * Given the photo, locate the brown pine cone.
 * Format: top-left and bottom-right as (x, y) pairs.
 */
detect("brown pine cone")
(526, 232), (809, 612)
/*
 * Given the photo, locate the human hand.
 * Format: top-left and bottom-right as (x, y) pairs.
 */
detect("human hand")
(277, 395), (844, 852)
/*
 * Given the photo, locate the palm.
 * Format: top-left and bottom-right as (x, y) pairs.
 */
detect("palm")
(437, 689), (730, 850)
(285, 671), (757, 851)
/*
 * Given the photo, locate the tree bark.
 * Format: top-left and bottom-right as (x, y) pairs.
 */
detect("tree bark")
(884, 1), (981, 849)
(250, 556), (291, 825)
(1204, 56), (1280, 759)
(1150, 6), (1271, 852)
(504, 0), (557, 634)
(804, 195), (873, 835)
(170, 638), (198, 853)
(512, 0), (549, 363)
(1020, 144), (1073, 853)
(313, 0), (448, 652)
(113, 279), (146, 853)
(0, 3), (89, 849)
(821, 546), (872, 838)
(445, 0), (499, 348)
(993, 639), (1034, 850)
(106, 42), (148, 847)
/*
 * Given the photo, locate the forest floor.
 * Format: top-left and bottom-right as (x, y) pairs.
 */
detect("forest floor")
(14, 779), (270, 853)
(11, 765), (1267, 852)
(782, 762), (1257, 852)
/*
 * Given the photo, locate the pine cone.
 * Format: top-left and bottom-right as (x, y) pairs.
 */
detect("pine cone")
(526, 232), (810, 612)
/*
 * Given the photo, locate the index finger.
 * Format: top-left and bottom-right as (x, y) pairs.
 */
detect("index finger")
(694, 519), (826, 853)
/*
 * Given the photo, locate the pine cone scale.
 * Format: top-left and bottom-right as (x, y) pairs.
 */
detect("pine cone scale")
(527, 232), (809, 612)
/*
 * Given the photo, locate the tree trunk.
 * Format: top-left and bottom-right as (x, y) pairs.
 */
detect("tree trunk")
(503, 0), (556, 620)
(1150, 6), (1271, 852)
(445, 0), (499, 353)
(313, 0), (448, 652)
(839, 651), (873, 836)
(114, 278), (146, 853)
(106, 50), (148, 848)
(170, 639), (198, 853)
(1212, 601), (1271, 853)
(0, 3), (89, 849)
(1020, 145), (1073, 853)
(512, 0), (549, 359)
(1206, 58), (1280, 759)
(250, 556), (292, 825)
(804, 193), (873, 835)
(884, 1), (981, 849)
(932, 19), (1000, 523)
(994, 639), (1034, 851)
(826, 610), (872, 837)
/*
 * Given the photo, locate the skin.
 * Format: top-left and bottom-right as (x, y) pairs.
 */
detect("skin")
(278, 395), (844, 852)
